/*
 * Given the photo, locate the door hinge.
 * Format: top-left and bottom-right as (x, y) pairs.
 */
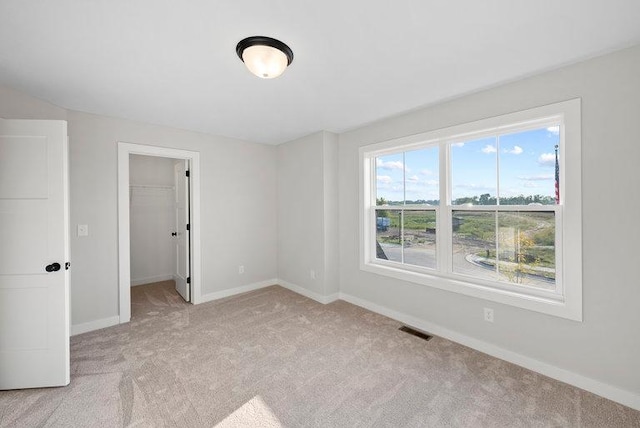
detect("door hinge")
(186, 223), (190, 231)
(185, 170), (190, 177)
(187, 277), (191, 284)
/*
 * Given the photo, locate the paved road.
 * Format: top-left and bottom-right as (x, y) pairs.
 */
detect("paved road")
(378, 243), (554, 290)
(379, 243), (436, 269)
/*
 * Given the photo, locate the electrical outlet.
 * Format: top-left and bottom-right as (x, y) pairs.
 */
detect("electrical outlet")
(310, 270), (316, 280)
(238, 265), (245, 274)
(483, 308), (494, 323)
(77, 224), (88, 237)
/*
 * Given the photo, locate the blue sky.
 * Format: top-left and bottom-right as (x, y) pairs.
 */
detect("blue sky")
(376, 126), (560, 204)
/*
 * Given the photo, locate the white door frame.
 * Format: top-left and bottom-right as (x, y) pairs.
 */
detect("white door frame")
(117, 142), (202, 323)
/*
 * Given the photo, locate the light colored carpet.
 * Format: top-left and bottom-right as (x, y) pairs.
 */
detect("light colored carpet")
(1, 281), (638, 427)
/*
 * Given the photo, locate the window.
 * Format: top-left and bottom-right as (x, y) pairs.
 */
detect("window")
(360, 100), (582, 320)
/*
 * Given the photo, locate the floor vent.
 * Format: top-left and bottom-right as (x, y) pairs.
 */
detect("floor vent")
(399, 325), (433, 341)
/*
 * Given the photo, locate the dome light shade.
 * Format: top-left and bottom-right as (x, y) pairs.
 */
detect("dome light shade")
(236, 36), (294, 79)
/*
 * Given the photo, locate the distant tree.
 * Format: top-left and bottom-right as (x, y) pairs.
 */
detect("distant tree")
(454, 194), (555, 206)
(479, 193), (497, 205)
(454, 196), (479, 205)
(406, 199), (440, 205)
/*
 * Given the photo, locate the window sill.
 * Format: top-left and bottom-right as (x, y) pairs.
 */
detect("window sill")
(360, 260), (581, 321)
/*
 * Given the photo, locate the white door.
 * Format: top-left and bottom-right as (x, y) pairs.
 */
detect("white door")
(174, 160), (190, 302)
(0, 119), (70, 389)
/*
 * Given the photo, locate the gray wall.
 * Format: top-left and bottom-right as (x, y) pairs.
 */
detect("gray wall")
(129, 154), (176, 187)
(338, 45), (640, 395)
(322, 132), (340, 296)
(277, 131), (339, 298)
(68, 111), (278, 325)
(277, 132), (324, 295)
(0, 88), (278, 326)
(0, 85), (67, 120)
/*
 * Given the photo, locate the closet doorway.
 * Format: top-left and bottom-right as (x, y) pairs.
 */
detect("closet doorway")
(129, 155), (190, 301)
(117, 143), (201, 324)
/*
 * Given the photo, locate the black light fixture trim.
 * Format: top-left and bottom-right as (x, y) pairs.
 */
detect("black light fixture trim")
(236, 36), (294, 66)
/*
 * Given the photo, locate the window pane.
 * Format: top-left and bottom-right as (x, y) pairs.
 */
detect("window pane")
(375, 209), (402, 263)
(452, 211), (499, 281)
(403, 210), (436, 269)
(496, 211), (555, 289)
(498, 127), (560, 205)
(404, 147), (439, 206)
(451, 137), (497, 205)
(376, 153), (405, 205)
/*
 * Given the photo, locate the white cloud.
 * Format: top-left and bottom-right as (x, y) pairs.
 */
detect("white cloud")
(481, 144), (497, 154)
(547, 126), (560, 135)
(376, 175), (393, 184)
(376, 158), (407, 171)
(407, 179), (438, 188)
(523, 182), (539, 188)
(454, 183), (492, 190)
(504, 145), (523, 155)
(517, 174), (553, 181)
(538, 153), (555, 166)
(406, 190), (440, 201)
(407, 174), (420, 183)
(420, 169), (434, 176)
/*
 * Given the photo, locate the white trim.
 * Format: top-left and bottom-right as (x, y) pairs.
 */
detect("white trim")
(130, 274), (175, 287)
(199, 279), (278, 304)
(338, 292), (640, 412)
(117, 142), (202, 324)
(71, 316), (120, 336)
(62, 131), (71, 384)
(278, 279), (340, 304)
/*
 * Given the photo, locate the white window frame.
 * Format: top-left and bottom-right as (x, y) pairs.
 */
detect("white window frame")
(359, 99), (582, 321)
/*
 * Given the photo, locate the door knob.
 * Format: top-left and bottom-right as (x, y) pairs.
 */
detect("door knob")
(171, 232), (177, 236)
(45, 262), (61, 272)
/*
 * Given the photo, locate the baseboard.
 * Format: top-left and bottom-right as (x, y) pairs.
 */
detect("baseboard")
(71, 315), (120, 336)
(277, 279), (340, 304)
(199, 279), (278, 304)
(130, 274), (174, 286)
(338, 292), (640, 412)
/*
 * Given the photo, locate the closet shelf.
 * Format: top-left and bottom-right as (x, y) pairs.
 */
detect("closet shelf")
(129, 184), (175, 189)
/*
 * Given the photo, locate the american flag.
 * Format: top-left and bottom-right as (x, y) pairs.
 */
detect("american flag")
(555, 145), (560, 204)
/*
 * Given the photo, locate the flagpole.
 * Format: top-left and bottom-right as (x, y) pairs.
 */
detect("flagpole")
(555, 145), (560, 204)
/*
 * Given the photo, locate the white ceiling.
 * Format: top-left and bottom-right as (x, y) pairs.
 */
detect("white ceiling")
(1, 1), (639, 145)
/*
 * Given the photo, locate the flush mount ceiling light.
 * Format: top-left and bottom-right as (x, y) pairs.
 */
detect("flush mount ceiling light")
(236, 36), (294, 79)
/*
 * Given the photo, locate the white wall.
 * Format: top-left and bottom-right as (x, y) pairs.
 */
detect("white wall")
(129, 155), (176, 286)
(277, 131), (339, 300)
(338, 45), (640, 400)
